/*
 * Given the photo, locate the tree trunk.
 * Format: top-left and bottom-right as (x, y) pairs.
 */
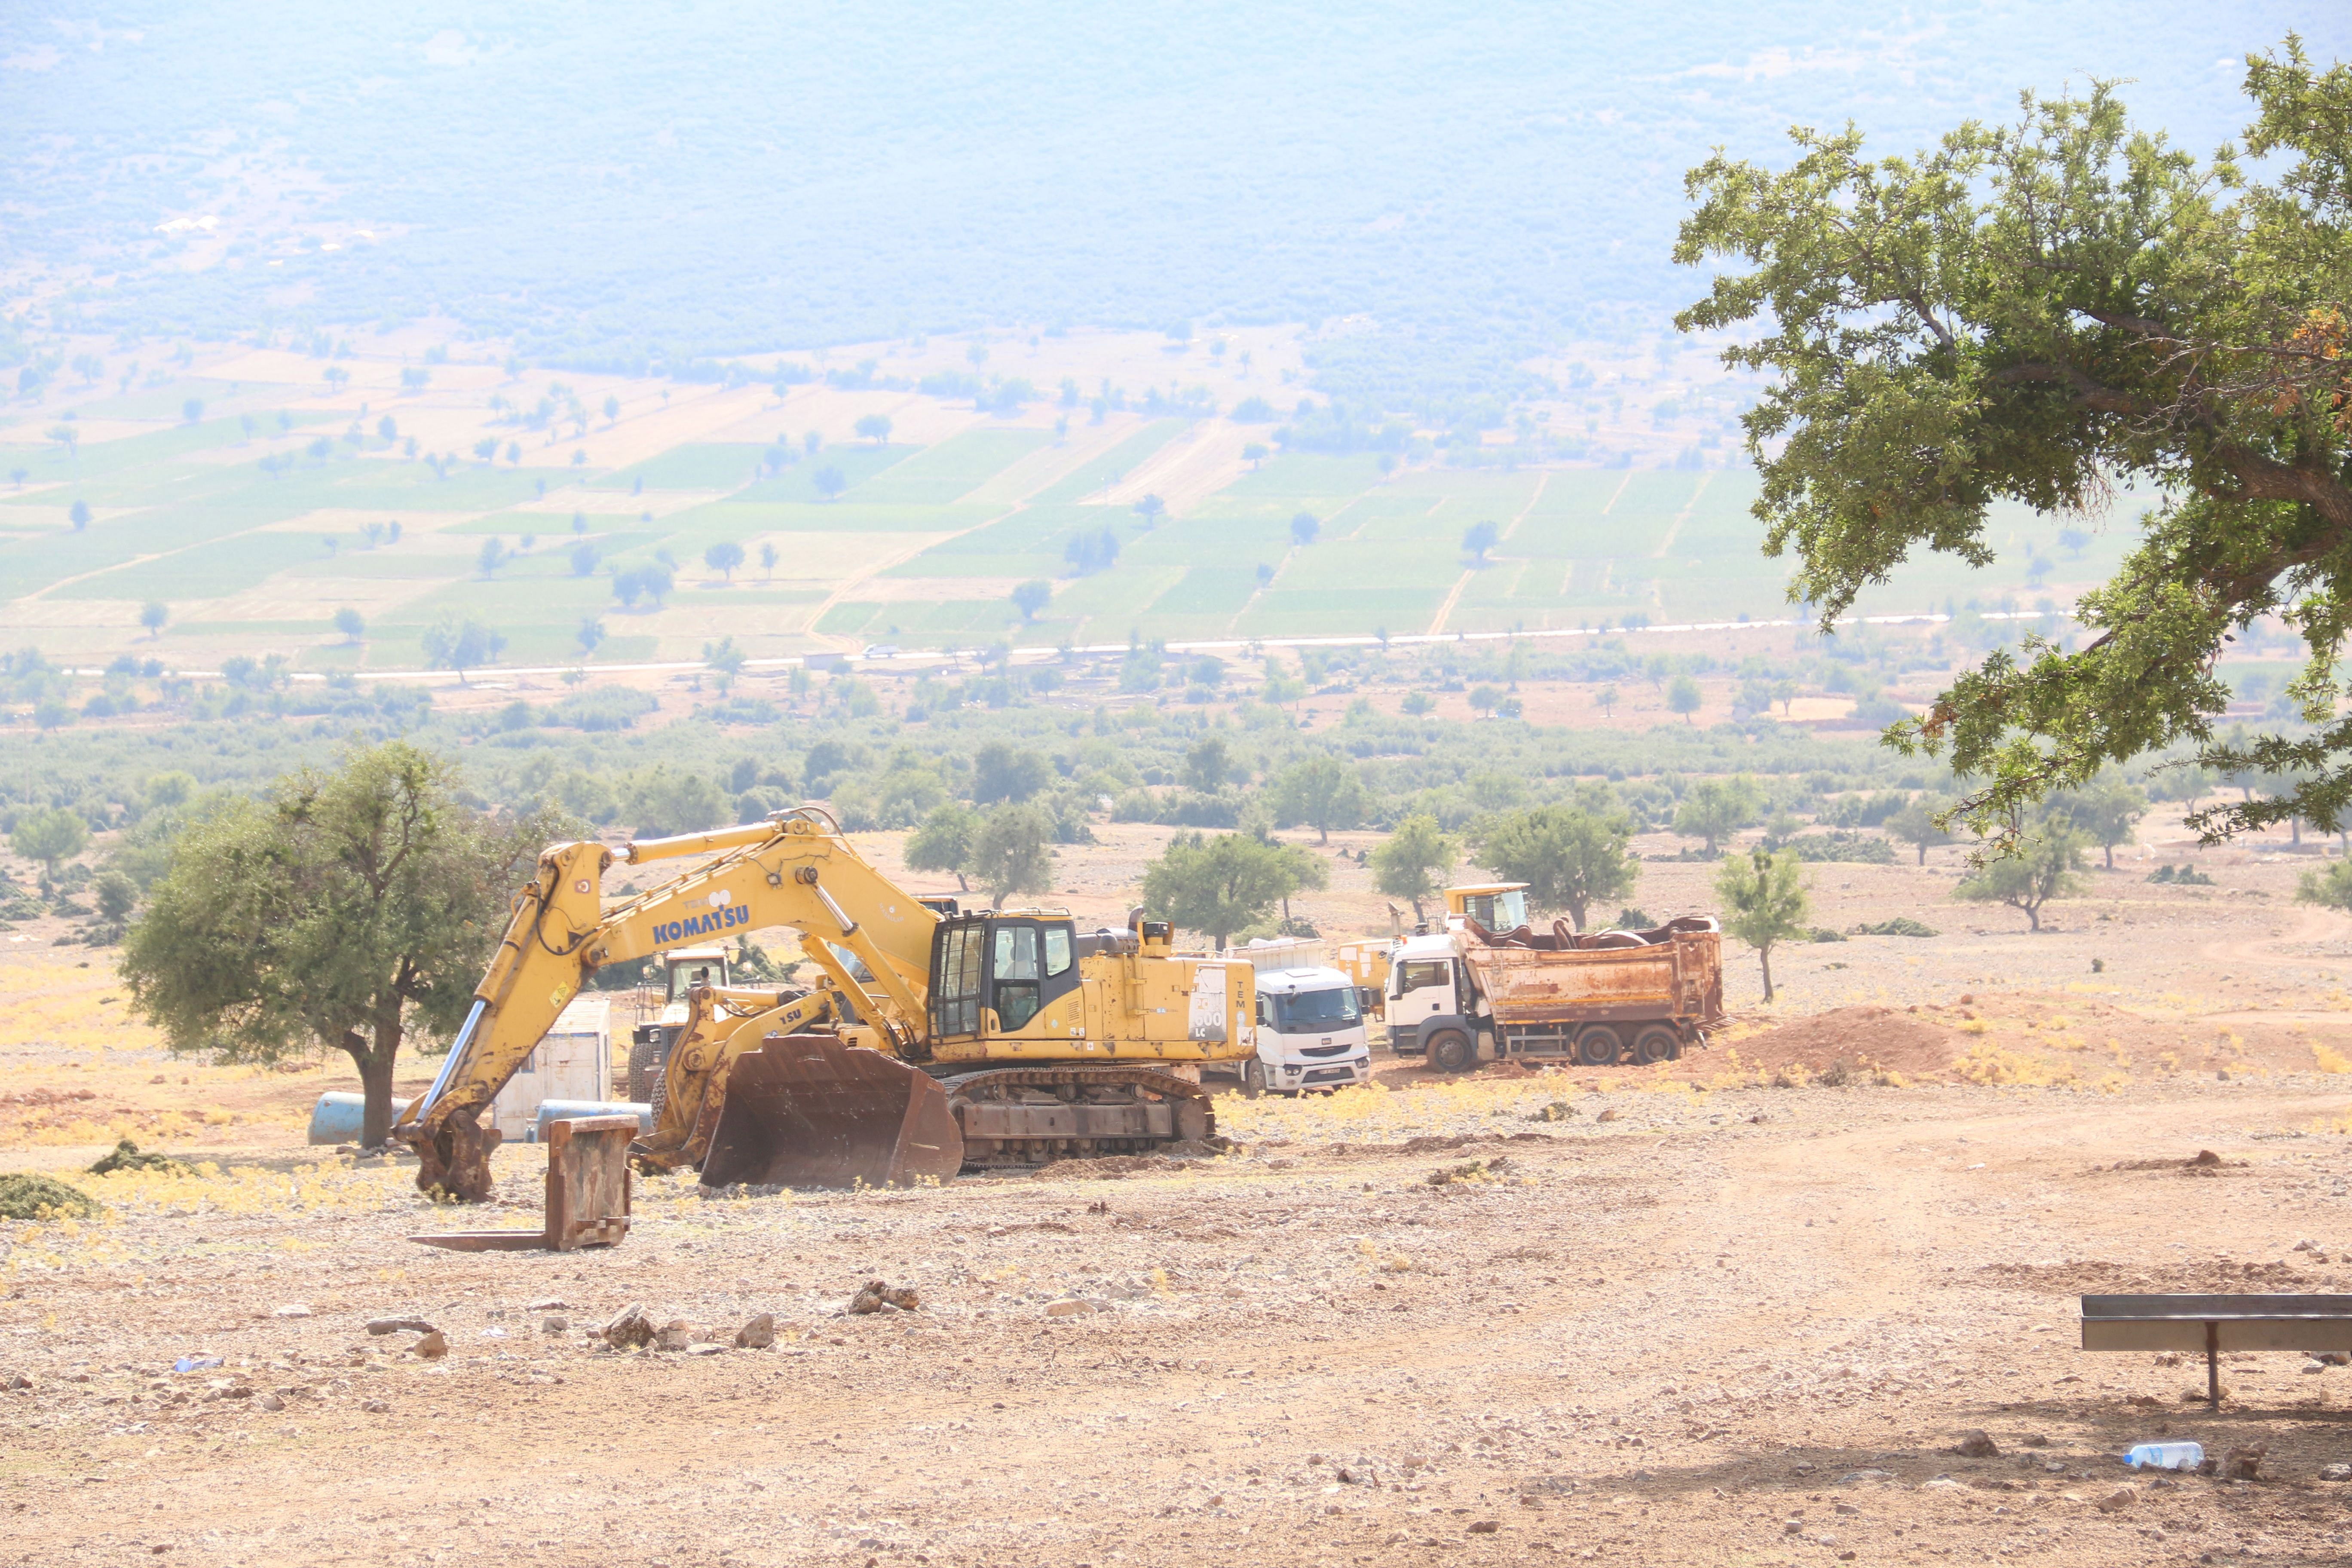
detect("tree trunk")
(1758, 945), (1774, 1002)
(1916, 840), (1927, 866)
(2025, 900), (2042, 933)
(355, 996), (405, 1148)
(1409, 897), (1425, 922)
(1316, 822), (1329, 846)
(954, 870), (968, 892)
(2104, 842), (2114, 870)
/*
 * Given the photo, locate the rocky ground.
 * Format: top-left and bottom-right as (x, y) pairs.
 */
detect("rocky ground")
(9, 1060), (2352, 1566)
(9, 828), (2352, 1565)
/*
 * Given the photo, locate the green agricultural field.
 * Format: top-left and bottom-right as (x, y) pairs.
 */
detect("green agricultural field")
(0, 361), (2154, 674)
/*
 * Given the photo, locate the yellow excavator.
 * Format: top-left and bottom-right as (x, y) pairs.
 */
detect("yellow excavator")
(391, 806), (1256, 1199)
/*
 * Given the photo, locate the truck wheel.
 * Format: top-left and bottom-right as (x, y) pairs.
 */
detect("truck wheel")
(627, 1038), (658, 1103)
(1633, 1025), (1678, 1066)
(1241, 1060), (1267, 1099)
(1427, 1030), (1476, 1074)
(1576, 1025), (1625, 1066)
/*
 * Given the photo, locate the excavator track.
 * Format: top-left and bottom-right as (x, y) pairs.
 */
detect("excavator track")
(937, 1064), (1218, 1167)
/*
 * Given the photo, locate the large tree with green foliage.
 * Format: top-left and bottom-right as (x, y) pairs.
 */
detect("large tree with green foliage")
(1142, 831), (1317, 949)
(10, 806), (89, 876)
(121, 743), (564, 1148)
(1715, 846), (1812, 1002)
(967, 803), (1054, 908)
(1473, 803), (1638, 930)
(1676, 40), (2352, 849)
(1372, 813), (1458, 922)
(1954, 821), (2088, 931)
(1267, 755), (1369, 845)
(905, 802), (979, 892)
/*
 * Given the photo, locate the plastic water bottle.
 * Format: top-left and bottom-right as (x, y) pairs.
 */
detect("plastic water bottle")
(2125, 1442), (2203, 1470)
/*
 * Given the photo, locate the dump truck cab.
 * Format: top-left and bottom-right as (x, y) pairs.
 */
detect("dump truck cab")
(1244, 965), (1371, 1096)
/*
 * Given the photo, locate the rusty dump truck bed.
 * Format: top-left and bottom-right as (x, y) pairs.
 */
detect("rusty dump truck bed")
(1458, 916), (1727, 1033)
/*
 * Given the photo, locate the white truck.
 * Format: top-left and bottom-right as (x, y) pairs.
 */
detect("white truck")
(1209, 938), (1372, 1096)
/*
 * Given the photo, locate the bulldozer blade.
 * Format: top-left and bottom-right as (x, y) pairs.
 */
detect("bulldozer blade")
(699, 1035), (964, 1190)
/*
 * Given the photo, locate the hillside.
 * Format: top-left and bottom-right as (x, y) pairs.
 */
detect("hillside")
(4, 4), (2335, 415)
(0, 327), (2145, 671)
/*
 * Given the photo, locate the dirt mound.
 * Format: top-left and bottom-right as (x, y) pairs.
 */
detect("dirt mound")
(1726, 1006), (1959, 1078)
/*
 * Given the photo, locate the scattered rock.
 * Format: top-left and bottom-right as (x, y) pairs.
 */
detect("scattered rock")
(411, 1330), (448, 1360)
(4, 1372), (31, 1392)
(361, 1399), (389, 1414)
(1833, 1501), (1859, 1515)
(847, 1280), (919, 1315)
(2190, 1150), (2222, 1167)
(1044, 1298), (1109, 1318)
(2220, 1443), (2267, 1480)
(270, 1304), (312, 1319)
(2021, 1434), (2048, 1448)
(365, 1318), (435, 1337)
(2154, 1352), (2182, 1367)
(655, 1320), (692, 1352)
(1532, 1102), (1577, 1122)
(540, 1316), (569, 1335)
(684, 1343), (723, 1357)
(2095, 1487), (2134, 1513)
(255, 1393), (285, 1412)
(1467, 1520), (1500, 1534)
(2321, 1463), (2352, 1482)
(734, 1313), (777, 1350)
(526, 1298), (567, 1311)
(602, 1305), (654, 1350)
(1595, 1108), (1620, 1124)
(1952, 1430), (1999, 1458)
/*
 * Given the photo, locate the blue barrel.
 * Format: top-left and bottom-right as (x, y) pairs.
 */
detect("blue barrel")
(307, 1092), (368, 1145)
(533, 1100), (654, 1141)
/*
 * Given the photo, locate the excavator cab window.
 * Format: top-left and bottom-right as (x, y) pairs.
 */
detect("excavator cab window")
(992, 925), (1042, 1030)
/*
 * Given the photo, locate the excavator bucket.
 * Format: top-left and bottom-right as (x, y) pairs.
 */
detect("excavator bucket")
(699, 1035), (964, 1189)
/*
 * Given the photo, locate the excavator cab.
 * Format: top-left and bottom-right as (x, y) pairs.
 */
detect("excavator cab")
(927, 912), (1082, 1039)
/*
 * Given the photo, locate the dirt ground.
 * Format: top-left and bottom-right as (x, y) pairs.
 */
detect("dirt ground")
(11, 833), (2352, 1566)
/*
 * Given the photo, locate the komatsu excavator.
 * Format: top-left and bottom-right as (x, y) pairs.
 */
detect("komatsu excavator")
(391, 806), (1256, 1200)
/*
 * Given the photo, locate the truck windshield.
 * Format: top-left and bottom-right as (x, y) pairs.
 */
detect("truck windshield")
(1273, 987), (1360, 1033)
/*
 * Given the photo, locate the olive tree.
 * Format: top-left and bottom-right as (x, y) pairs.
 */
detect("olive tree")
(1715, 846), (1812, 1002)
(1142, 831), (1317, 949)
(1675, 42), (2352, 851)
(1473, 803), (1638, 930)
(1371, 813), (1458, 922)
(121, 743), (565, 1148)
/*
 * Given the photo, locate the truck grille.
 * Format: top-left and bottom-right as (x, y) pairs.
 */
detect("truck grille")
(1298, 1042), (1356, 1058)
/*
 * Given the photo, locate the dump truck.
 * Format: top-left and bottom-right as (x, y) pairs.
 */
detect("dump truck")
(390, 807), (1258, 1199)
(1385, 881), (1727, 1072)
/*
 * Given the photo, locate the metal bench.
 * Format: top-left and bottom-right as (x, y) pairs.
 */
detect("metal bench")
(2080, 1293), (2352, 1406)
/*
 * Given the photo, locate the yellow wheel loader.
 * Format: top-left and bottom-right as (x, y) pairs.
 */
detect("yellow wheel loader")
(391, 807), (1257, 1199)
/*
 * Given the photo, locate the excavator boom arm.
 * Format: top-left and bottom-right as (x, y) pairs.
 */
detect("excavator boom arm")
(393, 812), (940, 1195)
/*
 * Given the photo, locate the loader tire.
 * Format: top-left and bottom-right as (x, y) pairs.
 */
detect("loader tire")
(1427, 1029), (1476, 1075)
(1241, 1060), (1267, 1099)
(648, 1065), (668, 1124)
(627, 1038), (659, 1104)
(1633, 1025), (1679, 1066)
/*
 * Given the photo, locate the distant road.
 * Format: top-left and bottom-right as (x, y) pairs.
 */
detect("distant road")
(65, 609), (2062, 686)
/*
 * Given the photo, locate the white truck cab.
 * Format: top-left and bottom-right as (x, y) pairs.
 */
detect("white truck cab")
(1241, 965), (1372, 1096)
